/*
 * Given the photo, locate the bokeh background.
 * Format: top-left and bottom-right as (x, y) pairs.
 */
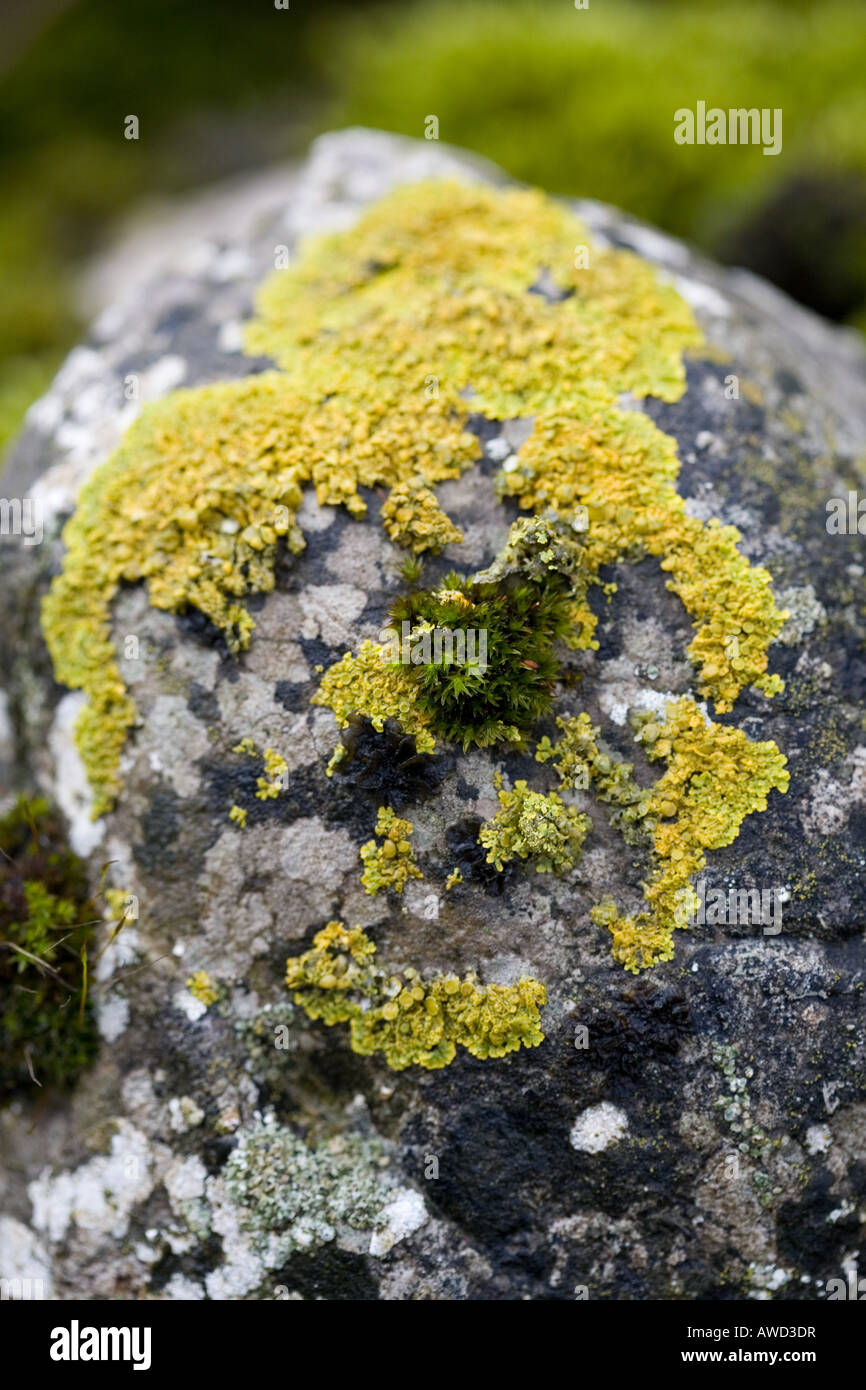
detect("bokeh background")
(2, 0), (864, 454)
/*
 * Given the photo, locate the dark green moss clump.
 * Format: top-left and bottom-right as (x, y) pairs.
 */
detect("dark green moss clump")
(389, 570), (573, 750)
(0, 798), (99, 1099)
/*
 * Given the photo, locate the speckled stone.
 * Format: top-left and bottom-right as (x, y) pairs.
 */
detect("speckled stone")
(1, 129), (865, 1303)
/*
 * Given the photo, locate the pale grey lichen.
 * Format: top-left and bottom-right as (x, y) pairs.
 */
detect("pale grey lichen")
(222, 1121), (398, 1264)
(775, 584), (826, 646)
(711, 1042), (773, 1205)
(234, 1002), (299, 1084)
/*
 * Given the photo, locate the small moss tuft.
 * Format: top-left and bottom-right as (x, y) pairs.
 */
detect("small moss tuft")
(0, 798), (99, 1099)
(387, 567), (575, 751)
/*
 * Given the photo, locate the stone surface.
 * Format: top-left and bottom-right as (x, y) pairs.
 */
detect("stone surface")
(1, 128), (865, 1302)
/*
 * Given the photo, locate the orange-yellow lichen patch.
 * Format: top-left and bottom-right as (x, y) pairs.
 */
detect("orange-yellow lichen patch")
(499, 409), (787, 710)
(285, 921), (546, 1070)
(360, 806), (423, 895)
(590, 697), (789, 972)
(312, 639), (436, 760)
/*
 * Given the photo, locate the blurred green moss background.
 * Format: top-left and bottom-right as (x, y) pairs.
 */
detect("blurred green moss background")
(2, 0), (865, 454)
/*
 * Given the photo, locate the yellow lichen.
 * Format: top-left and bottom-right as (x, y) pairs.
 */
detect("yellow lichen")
(590, 697), (789, 972)
(479, 779), (589, 874)
(381, 478), (464, 553)
(536, 712), (653, 842)
(499, 411), (788, 710)
(187, 970), (221, 1008)
(229, 740), (288, 814)
(285, 921), (546, 1070)
(445, 868), (463, 891)
(312, 639), (435, 754)
(324, 742), (348, 778)
(360, 806), (423, 895)
(256, 746), (288, 800)
(41, 374), (313, 815)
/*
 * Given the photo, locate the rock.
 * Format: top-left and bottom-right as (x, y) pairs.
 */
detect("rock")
(1, 128), (865, 1302)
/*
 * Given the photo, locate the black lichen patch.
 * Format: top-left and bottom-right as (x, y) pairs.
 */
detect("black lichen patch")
(203, 717), (453, 845)
(329, 717), (453, 809)
(273, 679), (308, 712)
(133, 785), (182, 873)
(427, 1086), (559, 1251)
(148, 1234), (224, 1296)
(298, 635), (339, 674)
(0, 797), (99, 1099)
(688, 939), (866, 1124)
(174, 604), (232, 656)
(200, 753), (306, 837)
(776, 1170), (860, 1273)
(269, 1245), (380, 1301)
(445, 816), (518, 896)
(187, 680), (219, 725)
(586, 976), (692, 1081)
(395, 1039), (693, 1295)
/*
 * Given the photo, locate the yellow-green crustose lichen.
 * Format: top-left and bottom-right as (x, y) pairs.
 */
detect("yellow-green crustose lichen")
(360, 806), (423, 895)
(285, 921), (546, 1070)
(186, 970), (221, 1008)
(40, 177), (789, 993)
(381, 478), (464, 554)
(589, 698), (789, 972)
(257, 747), (288, 799)
(496, 410), (787, 711)
(314, 639), (436, 766)
(232, 739), (289, 800)
(536, 712), (654, 845)
(479, 775), (589, 874)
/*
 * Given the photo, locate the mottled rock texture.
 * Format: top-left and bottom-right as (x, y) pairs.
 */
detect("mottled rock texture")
(1, 130), (865, 1302)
